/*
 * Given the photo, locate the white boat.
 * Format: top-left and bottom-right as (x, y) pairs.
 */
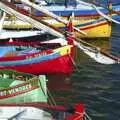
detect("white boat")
(0, 12), (45, 39)
(0, 107), (52, 120)
(0, 29), (44, 39)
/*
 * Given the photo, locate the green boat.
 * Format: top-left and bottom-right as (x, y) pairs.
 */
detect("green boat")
(0, 70), (86, 120)
(0, 69), (47, 104)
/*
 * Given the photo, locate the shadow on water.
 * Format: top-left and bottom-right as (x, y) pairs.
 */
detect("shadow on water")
(47, 24), (120, 120)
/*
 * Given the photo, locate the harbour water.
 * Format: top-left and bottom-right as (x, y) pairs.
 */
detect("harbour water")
(48, 24), (120, 120)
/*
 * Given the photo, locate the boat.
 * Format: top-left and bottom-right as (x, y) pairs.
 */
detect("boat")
(0, 29), (45, 39)
(3, 17), (112, 39)
(1, 0), (118, 65)
(0, 69), (52, 119)
(0, 107), (53, 120)
(0, 36), (74, 75)
(0, 11), (45, 39)
(0, 69), (48, 103)
(0, 0), (65, 38)
(15, 0), (120, 20)
(0, 70), (87, 120)
(1, 0), (112, 39)
(44, 18), (112, 39)
(0, 0), (112, 39)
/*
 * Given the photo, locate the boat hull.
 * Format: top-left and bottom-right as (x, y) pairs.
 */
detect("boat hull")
(0, 54), (73, 75)
(45, 18), (112, 38)
(75, 19), (112, 38)
(34, 4), (120, 20)
(3, 18), (112, 38)
(0, 45), (74, 75)
(0, 70), (47, 104)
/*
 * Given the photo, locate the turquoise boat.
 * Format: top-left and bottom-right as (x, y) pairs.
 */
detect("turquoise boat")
(0, 69), (47, 103)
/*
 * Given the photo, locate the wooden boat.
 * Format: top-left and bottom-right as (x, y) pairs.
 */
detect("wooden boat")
(0, 69), (48, 103)
(0, 11), (45, 39)
(0, 107), (53, 120)
(0, 104), (85, 120)
(0, 69), (53, 119)
(0, 0), (112, 39)
(3, 17), (112, 39)
(0, 1), (119, 65)
(16, 0), (120, 20)
(0, 69), (86, 120)
(44, 18), (112, 39)
(2, 0), (112, 39)
(0, 36), (74, 75)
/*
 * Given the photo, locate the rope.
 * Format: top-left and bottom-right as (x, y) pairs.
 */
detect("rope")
(47, 89), (57, 106)
(68, 51), (80, 73)
(74, 111), (85, 120)
(84, 112), (92, 120)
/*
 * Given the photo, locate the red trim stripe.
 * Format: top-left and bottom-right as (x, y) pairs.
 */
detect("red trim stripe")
(80, 22), (110, 30)
(0, 86), (40, 99)
(0, 79), (38, 91)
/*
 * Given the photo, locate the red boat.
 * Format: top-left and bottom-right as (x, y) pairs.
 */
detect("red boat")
(0, 35), (74, 75)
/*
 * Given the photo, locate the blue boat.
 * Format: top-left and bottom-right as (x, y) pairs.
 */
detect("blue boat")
(30, 0), (120, 21)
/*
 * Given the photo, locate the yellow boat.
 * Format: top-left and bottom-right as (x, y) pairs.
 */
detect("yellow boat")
(3, 16), (111, 39)
(43, 18), (111, 39)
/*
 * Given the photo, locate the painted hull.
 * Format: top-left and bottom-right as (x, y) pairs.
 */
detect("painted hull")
(0, 70), (47, 103)
(0, 54), (73, 75)
(43, 18), (111, 38)
(0, 107), (53, 120)
(8, 0), (120, 19)
(0, 45), (74, 75)
(34, 4), (120, 20)
(75, 19), (112, 38)
(3, 18), (112, 38)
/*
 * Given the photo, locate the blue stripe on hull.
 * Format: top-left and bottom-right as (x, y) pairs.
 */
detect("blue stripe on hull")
(35, 5), (120, 20)
(0, 52), (60, 66)
(56, 18), (106, 30)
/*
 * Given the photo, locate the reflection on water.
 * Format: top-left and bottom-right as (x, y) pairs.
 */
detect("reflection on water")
(47, 74), (76, 105)
(48, 27), (120, 120)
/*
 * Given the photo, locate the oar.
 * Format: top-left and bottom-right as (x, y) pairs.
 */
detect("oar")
(0, 11), (6, 32)
(92, 5), (120, 24)
(87, 0), (120, 15)
(77, 0), (120, 23)
(0, 103), (84, 113)
(20, 0), (87, 36)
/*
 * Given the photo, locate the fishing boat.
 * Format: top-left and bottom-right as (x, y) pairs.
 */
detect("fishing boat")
(1, 0), (118, 65)
(0, 69), (86, 120)
(0, 69), (48, 103)
(0, 69), (53, 119)
(0, 36), (74, 75)
(44, 18), (112, 39)
(0, 11), (45, 39)
(3, 16), (112, 39)
(0, 0), (113, 40)
(1, 0), (112, 39)
(0, 107), (53, 120)
(15, 0), (120, 20)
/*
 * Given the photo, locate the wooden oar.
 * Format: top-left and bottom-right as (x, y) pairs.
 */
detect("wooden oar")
(77, 0), (120, 24)
(0, 103), (85, 117)
(87, 0), (120, 15)
(92, 5), (120, 24)
(0, 11), (6, 31)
